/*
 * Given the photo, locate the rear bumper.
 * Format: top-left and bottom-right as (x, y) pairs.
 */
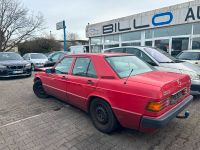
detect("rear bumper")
(140, 95), (193, 129)
(191, 80), (200, 95)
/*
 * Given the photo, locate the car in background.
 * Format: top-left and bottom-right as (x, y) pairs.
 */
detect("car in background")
(176, 50), (200, 66)
(23, 53), (48, 70)
(44, 51), (68, 67)
(33, 53), (192, 133)
(103, 46), (200, 95)
(0, 52), (32, 77)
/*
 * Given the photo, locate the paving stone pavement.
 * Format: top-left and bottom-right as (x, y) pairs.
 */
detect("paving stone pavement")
(0, 76), (200, 150)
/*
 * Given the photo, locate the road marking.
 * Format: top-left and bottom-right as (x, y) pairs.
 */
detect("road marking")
(0, 113), (43, 129)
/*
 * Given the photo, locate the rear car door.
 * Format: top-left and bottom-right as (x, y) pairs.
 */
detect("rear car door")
(67, 57), (99, 110)
(47, 57), (74, 101)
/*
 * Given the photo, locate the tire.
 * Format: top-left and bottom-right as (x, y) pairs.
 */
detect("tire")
(33, 80), (48, 98)
(89, 98), (119, 133)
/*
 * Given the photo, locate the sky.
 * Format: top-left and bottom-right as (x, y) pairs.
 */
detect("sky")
(21, 0), (192, 40)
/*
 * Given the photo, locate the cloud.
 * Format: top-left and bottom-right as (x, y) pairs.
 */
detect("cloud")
(21, 0), (191, 39)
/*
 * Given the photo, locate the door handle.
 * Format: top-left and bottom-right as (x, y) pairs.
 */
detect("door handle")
(61, 76), (67, 80)
(87, 80), (94, 85)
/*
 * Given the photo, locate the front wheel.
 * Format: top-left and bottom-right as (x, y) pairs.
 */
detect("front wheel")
(90, 98), (119, 133)
(33, 80), (48, 98)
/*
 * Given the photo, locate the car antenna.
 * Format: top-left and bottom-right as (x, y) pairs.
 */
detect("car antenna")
(124, 68), (134, 84)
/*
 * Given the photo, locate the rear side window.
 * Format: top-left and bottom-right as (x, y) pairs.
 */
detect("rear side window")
(73, 58), (97, 78)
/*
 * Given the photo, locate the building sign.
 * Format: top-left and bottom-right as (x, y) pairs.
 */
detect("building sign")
(86, 1), (200, 37)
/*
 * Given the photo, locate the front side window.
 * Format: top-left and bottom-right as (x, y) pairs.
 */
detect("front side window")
(106, 55), (153, 78)
(73, 58), (97, 78)
(55, 57), (74, 74)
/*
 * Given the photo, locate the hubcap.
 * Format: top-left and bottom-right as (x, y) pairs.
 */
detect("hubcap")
(95, 104), (108, 124)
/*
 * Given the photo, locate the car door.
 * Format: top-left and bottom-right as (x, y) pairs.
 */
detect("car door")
(46, 57), (74, 101)
(67, 57), (99, 110)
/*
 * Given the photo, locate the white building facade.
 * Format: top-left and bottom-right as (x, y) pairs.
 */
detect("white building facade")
(86, 0), (200, 55)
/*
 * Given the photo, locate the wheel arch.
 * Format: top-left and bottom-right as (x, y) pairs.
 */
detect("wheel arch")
(34, 77), (41, 82)
(87, 95), (113, 113)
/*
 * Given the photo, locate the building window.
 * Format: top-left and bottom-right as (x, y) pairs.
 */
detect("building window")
(192, 37), (200, 49)
(154, 24), (192, 38)
(122, 42), (141, 46)
(155, 39), (169, 53)
(169, 24), (192, 36)
(91, 37), (103, 53)
(193, 23), (200, 35)
(145, 30), (153, 39)
(121, 31), (141, 41)
(104, 44), (119, 49)
(91, 37), (102, 44)
(154, 28), (169, 37)
(104, 35), (119, 44)
(145, 41), (152, 47)
(91, 45), (103, 53)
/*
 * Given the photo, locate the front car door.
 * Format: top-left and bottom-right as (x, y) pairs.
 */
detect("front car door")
(45, 57), (74, 101)
(67, 57), (99, 110)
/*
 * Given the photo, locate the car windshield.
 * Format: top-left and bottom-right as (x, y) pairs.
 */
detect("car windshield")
(144, 47), (177, 63)
(0, 53), (23, 61)
(177, 52), (200, 60)
(106, 55), (153, 78)
(31, 54), (47, 59)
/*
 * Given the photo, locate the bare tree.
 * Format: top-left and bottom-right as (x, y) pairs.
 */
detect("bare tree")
(67, 32), (80, 41)
(0, 0), (44, 52)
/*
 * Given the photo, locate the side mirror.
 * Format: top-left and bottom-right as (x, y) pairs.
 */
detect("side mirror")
(45, 68), (55, 74)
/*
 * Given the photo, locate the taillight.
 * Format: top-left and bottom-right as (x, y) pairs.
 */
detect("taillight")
(146, 101), (162, 112)
(146, 98), (170, 112)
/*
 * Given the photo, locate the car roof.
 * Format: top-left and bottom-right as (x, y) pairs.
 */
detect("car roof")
(64, 53), (133, 57)
(103, 46), (150, 51)
(182, 50), (200, 52)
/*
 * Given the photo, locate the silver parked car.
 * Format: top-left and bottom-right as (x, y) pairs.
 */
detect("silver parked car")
(23, 53), (48, 70)
(103, 46), (200, 95)
(176, 50), (200, 66)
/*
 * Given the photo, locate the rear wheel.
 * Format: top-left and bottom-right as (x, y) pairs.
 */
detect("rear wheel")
(90, 98), (119, 133)
(33, 80), (48, 98)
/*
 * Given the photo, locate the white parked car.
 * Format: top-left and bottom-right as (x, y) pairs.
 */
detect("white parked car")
(103, 46), (200, 95)
(176, 50), (200, 66)
(23, 53), (48, 70)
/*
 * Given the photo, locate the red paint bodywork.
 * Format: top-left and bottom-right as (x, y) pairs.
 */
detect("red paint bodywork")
(34, 53), (191, 132)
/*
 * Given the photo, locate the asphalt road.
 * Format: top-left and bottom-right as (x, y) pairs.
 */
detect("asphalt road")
(0, 75), (199, 150)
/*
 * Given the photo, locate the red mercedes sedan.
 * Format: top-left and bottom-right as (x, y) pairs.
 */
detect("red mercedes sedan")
(33, 53), (193, 133)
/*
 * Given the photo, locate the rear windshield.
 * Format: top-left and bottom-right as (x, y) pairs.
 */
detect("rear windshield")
(106, 55), (153, 78)
(0, 53), (23, 61)
(177, 52), (200, 60)
(31, 54), (47, 59)
(144, 47), (176, 63)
